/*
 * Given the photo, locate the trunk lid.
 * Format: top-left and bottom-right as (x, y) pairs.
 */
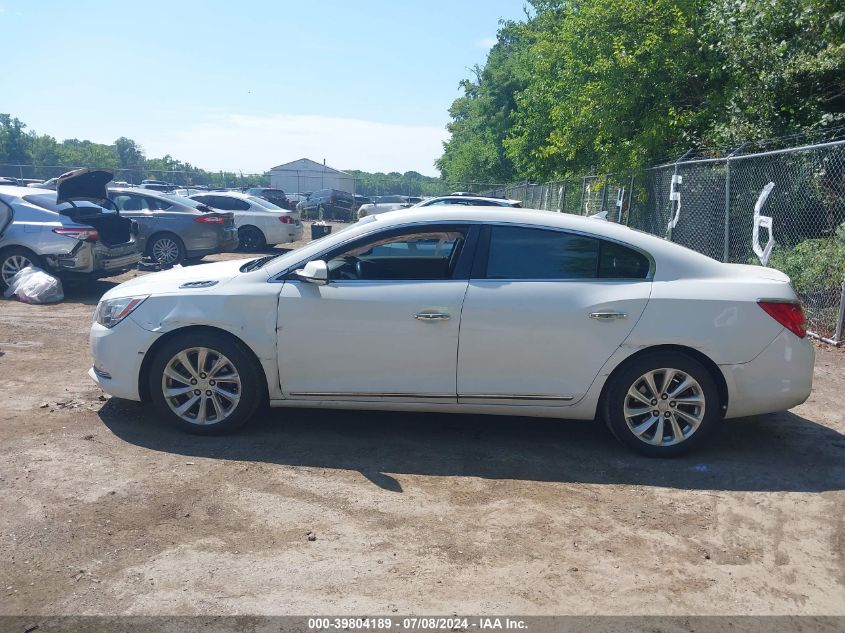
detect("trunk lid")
(724, 263), (790, 283)
(55, 168), (114, 204)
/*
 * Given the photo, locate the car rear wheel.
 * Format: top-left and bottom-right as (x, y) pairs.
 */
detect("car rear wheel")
(602, 351), (720, 457)
(148, 331), (263, 435)
(148, 233), (185, 266)
(0, 247), (43, 290)
(238, 226), (266, 251)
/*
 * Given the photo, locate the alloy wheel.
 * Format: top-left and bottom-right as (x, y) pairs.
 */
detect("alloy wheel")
(1, 254), (33, 285)
(151, 237), (180, 265)
(623, 368), (706, 446)
(161, 347), (242, 425)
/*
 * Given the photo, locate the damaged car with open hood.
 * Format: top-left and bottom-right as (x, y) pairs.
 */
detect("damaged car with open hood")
(0, 168), (141, 288)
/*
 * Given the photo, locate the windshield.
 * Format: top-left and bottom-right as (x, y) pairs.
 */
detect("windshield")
(242, 215), (378, 272)
(249, 196), (283, 210)
(23, 194), (114, 214)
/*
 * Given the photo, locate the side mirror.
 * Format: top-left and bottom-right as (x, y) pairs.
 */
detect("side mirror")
(295, 259), (329, 285)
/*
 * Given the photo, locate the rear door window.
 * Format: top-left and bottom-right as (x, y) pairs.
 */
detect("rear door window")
(483, 226), (599, 280)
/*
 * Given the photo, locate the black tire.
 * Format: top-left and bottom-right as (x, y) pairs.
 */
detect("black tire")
(147, 233), (185, 266)
(148, 330), (264, 435)
(602, 351), (721, 457)
(238, 225), (266, 251)
(0, 247), (43, 291)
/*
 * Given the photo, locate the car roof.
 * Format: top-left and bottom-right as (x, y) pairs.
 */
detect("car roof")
(425, 195), (519, 204)
(191, 190), (251, 199)
(0, 185), (56, 201)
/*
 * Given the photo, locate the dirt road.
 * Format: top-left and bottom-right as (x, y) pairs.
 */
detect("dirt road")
(1, 235), (844, 615)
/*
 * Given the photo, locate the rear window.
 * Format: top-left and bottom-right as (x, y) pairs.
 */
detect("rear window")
(249, 196), (282, 210)
(482, 226), (650, 280)
(598, 240), (650, 278)
(23, 194), (112, 214)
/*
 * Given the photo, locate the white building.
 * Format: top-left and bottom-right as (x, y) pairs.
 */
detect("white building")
(269, 158), (355, 194)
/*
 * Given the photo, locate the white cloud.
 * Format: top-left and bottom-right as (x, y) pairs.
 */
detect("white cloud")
(476, 36), (498, 49)
(142, 113), (449, 176)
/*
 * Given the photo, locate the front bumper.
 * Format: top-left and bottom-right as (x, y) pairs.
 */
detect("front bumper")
(720, 329), (815, 418)
(89, 317), (161, 401)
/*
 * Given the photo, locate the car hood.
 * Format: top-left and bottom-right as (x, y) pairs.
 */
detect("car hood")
(101, 258), (253, 300)
(56, 168), (114, 204)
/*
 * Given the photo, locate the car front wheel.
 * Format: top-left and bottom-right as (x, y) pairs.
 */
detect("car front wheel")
(603, 352), (720, 457)
(148, 331), (263, 434)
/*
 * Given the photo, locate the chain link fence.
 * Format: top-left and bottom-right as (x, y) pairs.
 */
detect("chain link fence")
(491, 140), (845, 344)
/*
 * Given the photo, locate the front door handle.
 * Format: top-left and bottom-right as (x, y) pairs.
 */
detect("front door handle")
(414, 311), (451, 321)
(589, 311), (628, 320)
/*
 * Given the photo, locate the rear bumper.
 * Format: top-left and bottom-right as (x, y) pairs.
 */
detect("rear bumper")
(721, 330), (815, 418)
(46, 242), (141, 276)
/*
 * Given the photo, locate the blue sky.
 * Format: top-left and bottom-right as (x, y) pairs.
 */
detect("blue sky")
(0, 1), (527, 175)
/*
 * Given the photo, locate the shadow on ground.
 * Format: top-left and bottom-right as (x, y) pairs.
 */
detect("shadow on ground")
(98, 401), (845, 494)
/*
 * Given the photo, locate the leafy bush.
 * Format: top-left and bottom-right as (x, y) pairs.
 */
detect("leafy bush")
(768, 225), (845, 295)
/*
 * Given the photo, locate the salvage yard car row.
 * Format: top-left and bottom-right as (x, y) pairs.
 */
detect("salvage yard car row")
(0, 169), (304, 286)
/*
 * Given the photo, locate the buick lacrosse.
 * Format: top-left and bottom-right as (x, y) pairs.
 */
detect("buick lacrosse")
(89, 207), (814, 456)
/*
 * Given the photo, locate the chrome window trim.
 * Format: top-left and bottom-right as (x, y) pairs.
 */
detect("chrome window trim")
(268, 219), (656, 283)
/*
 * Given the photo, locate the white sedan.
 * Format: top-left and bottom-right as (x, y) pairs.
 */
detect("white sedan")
(88, 207), (814, 456)
(189, 191), (302, 250)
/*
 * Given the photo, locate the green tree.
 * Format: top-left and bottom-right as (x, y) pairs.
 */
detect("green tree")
(0, 114), (32, 163)
(436, 21), (530, 183)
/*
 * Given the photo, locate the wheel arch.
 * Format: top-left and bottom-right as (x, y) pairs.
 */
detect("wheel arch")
(138, 324), (269, 403)
(597, 344), (729, 418)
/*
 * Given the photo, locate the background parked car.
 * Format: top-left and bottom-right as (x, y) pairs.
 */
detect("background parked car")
(139, 180), (176, 192)
(353, 194), (373, 212)
(356, 194), (414, 218)
(296, 188), (355, 221)
(0, 178), (140, 288)
(246, 187), (290, 210)
(27, 177), (57, 189)
(107, 188), (238, 266)
(190, 191), (303, 250)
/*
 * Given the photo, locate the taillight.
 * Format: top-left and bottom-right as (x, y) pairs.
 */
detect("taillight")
(195, 214), (225, 224)
(328, 196), (335, 204)
(53, 227), (99, 242)
(758, 301), (807, 338)
(278, 215), (293, 223)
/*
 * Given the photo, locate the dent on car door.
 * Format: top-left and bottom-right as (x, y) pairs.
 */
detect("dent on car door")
(276, 225), (478, 401)
(457, 225), (653, 405)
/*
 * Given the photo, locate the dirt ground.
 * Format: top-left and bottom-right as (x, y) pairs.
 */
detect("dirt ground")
(1, 223), (844, 616)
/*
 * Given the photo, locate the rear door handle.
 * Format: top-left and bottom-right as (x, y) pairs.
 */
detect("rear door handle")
(414, 311), (451, 321)
(589, 311), (628, 320)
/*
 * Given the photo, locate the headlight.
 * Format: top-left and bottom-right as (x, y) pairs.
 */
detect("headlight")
(94, 295), (148, 328)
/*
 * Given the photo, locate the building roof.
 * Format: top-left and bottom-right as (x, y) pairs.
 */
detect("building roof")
(269, 158), (350, 175)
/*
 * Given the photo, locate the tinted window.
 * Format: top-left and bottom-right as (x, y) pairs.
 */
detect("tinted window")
(325, 230), (466, 281)
(209, 196), (249, 211)
(485, 226), (598, 279)
(111, 194), (151, 211)
(249, 196), (282, 210)
(598, 240), (650, 279)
